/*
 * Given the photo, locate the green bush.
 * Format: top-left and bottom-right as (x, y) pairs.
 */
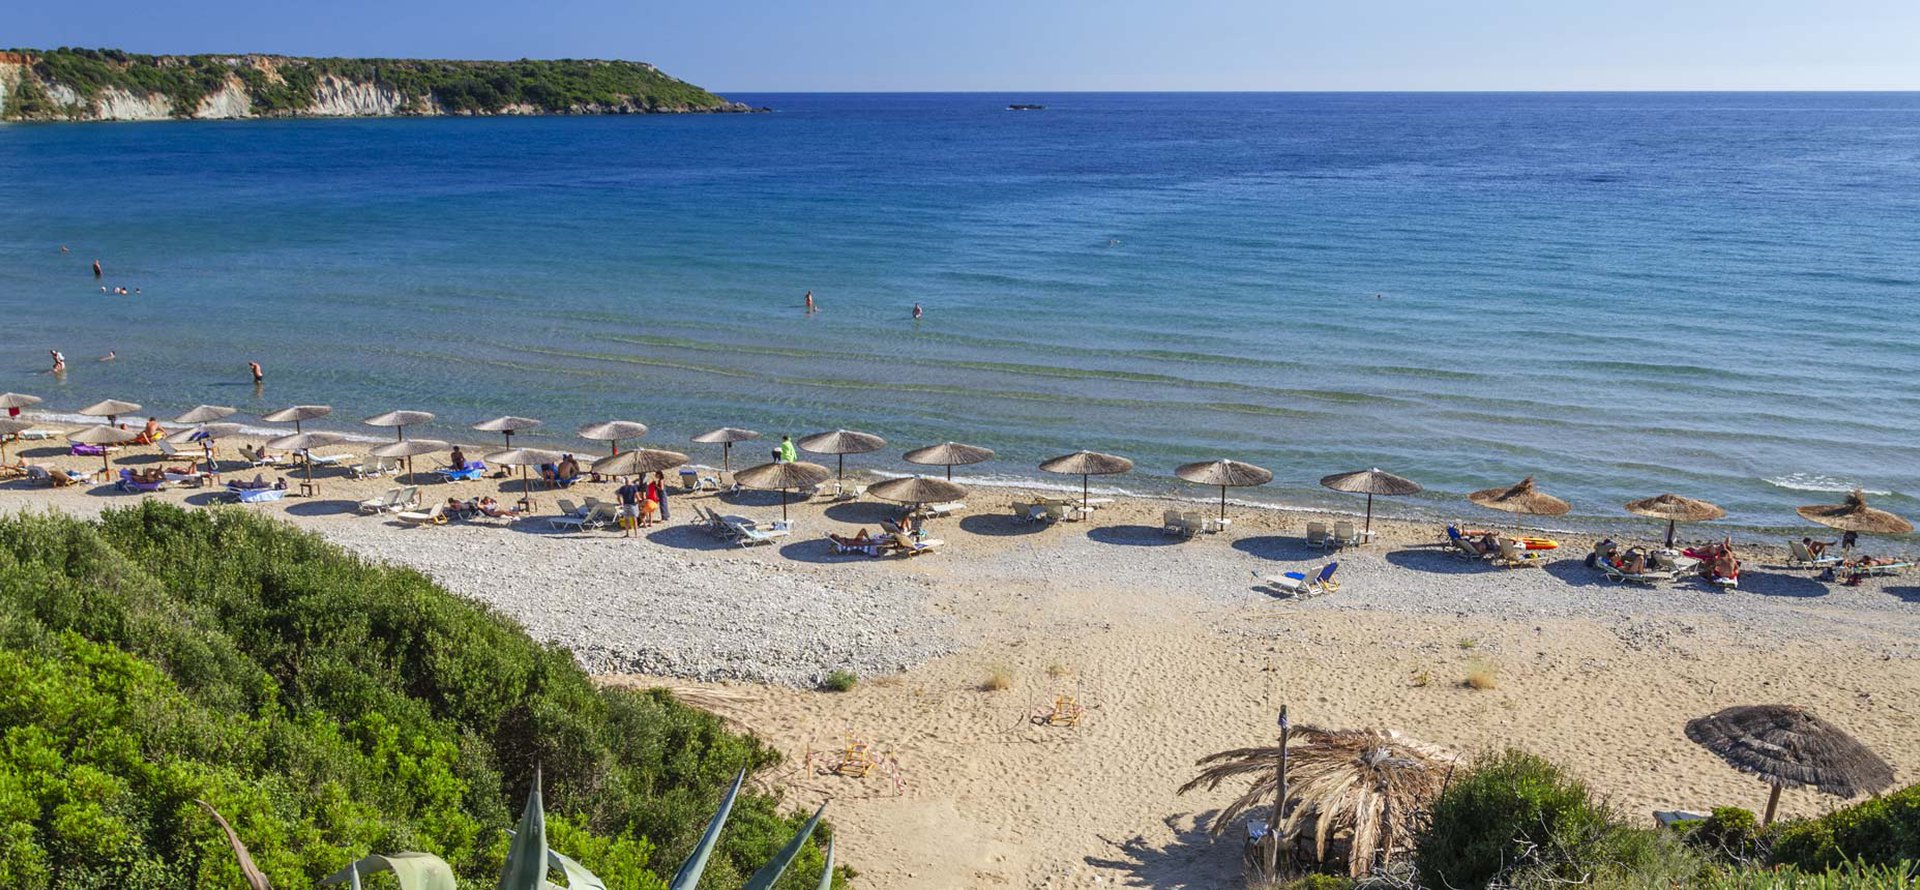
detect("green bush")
(821, 670), (858, 693)
(1691, 861), (1918, 889)
(1679, 806), (1767, 864)
(1771, 782), (1920, 871)
(1416, 749), (1700, 890)
(0, 503), (835, 889)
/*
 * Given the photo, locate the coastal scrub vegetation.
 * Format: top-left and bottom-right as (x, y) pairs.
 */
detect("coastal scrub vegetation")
(3, 47), (735, 119)
(0, 502), (835, 889)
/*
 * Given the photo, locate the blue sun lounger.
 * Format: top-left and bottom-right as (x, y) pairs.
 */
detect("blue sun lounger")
(434, 460), (487, 482)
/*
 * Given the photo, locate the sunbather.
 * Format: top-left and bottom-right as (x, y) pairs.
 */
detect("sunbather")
(1621, 548), (1650, 575)
(129, 467), (165, 484)
(830, 529), (876, 548)
(475, 497), (520, 519)
(1802, 536), (1836, 559)
(136, 417), (167, 444)
(448, 446), (467, 469)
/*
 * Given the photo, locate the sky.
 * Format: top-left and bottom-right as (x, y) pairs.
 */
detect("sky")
(12, 1), (1920, 92)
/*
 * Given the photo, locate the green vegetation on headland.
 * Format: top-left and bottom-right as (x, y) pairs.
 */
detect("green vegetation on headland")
(1, 47), (749, 120)
(0, 502), (835, 889)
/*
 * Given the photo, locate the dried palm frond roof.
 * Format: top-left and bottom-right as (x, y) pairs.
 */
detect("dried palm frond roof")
(1624, 493), (1724, 522)
(1685, 704), (1894, 798)
(1796, 490), (1912, 536)
(1320, 468), (1421, 496)
(867, 475), (968, 504)
(733, 460), (833, 490)
(798, 428), (887, 455)
(1175, 458), (1274, 488)
(1039, 450), (1134, 476)
(903, 441), (995, 467)
(1467, 476), (1571, 517)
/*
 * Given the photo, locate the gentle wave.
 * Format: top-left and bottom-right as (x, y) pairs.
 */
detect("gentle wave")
(1762, 474), (1893, 497)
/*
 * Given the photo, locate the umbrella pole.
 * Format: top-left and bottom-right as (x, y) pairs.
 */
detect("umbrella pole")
(1666, 519), (1676, 550)
(1220, 485), (1228, 521)
(722, 442), (731, 474)
(1365, 493), (1374, 535)
(946, 463), (952, 481)
(1763, 782), (1782, 826)
(838, 454), (846, 481)
(1083, 474), (1090, 512)
(781, 488), (789, 521)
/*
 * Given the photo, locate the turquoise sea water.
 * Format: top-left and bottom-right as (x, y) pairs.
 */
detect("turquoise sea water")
(2, 92), (1918, 529)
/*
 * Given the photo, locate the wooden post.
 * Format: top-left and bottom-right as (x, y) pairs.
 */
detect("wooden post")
(1267, 705), (1291, 878)
(1763, 782), (1782, 826)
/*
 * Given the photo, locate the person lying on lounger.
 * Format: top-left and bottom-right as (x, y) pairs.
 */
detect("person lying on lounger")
(1707, 550), (1739, 582)
(830, 529), (876, 548)
(129, 467), (166, 484)
(1803, 536), (1837, 558)
(1846, 554), (1895, 568)
(1620, 548), (1650, 575)
(475, 497), (521, 518)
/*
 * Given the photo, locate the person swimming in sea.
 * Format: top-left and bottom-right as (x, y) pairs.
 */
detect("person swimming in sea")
(804, 290), (816, 313)
(912, 303), (923, 319)
(92, 260), (102, 279)
(50, 350), (66, 374)
(99, 351), (116, 362)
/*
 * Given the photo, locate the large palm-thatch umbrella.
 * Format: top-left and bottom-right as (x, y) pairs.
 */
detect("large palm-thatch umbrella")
(68, 424), (142, 477)
(0, 392), (43, 411)
(868, 475), (968, 508)
(0, 418), (35, 463)
(79, 398), (143, 426)
(1040, 450), (1134, 513)
(1796, 490), (1912, 550)
(166, 421), (245, 471)
(486, 447), (565, 510)
(472, 416), (542, 448)
(1685, 704), (1895, 825)
(903, 441), (995, 480)
(799, 429), (887, 482)
(733, 460), (832, 520)
(1625, 493), (1725, 549)
(591, 448), (688, 480)
(1320, 468), (1421, 536)
(1179, 725), (1459, 877)
(267, 431), (347, 495)
(578, 420), (649, 458)
(1177, 458), (1274, 522)
(370, 438), (449, 483)
(173, 404), (236, 425)
(364, 410), (436, 442)
(261, 404), (332, 434)
(691, 427), (760, 474)
(1467, 476), (1571, 532)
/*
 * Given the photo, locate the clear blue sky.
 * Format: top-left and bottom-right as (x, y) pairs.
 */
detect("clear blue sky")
(13, 1), (1920, 92)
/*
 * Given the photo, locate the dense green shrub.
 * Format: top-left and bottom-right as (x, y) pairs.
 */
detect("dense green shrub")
(821, 670), (857, 693)
(1416, 749), (1699, 890)
(0, 503), (834, 889)
(1677, 806), (1768, 865)
(1692, 861), (1918, 889)
(1771, 782), (1920, 871)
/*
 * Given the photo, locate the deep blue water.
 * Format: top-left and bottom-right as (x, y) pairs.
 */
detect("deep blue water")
(3, 92), (1918, 529)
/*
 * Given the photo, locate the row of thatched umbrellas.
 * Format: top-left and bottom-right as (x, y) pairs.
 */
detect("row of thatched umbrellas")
(3, 391), (1913, 540)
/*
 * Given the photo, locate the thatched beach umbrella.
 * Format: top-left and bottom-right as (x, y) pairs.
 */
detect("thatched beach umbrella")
(734, 460), (832, 521)
(267, 431), (347, 495)
(1685, 704), (1895, 825)
(591, 448), (688, 480)
(1467, 476), (1571, 533)
(472, 416), (541, 448)
(1796, 490), (1912, 548)
(1177, 458), (1274, 522)
(371, 438), (449, 483)
(578, 420), (649, 458)
(363, 410), (436, 442)
(172, 404), (236, 425)
(79, 398), (143, 426)
(166, 421), (245, 470)
(1180, 725), (1459, 877)
(868, 475), (969, 507)
(0, 392), (43, 411)
(799, 429), (888, 481)
(904, 441), (996, 480)
(486, 447), (565, 510)
(1040, 450), (1134, 513)
(261, 404), (332, 434)
(691, 427), (761, 474)
(1624, 493), (1725, 549)
(69, 424), (143, 477)
(1320, 468), (1421, 536)
(0, 418), (34, 463)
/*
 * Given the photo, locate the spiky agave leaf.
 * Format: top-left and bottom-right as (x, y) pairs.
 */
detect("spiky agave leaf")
(498, 764), (549, 890)
(546, 844), (608, 890)
(319, 853), (457, 890)
(744, 802), (827, 890)
(1178, 727), (1457, 876)
(670, 768), (746, 890)
(816, 839), (835, 890)
(195, 799), (271, 890)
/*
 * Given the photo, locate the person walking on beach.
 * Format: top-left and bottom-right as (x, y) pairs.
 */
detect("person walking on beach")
(615, 476), (642, 537)
(779, 435), (797, 463)
(248, 361), (263, 384)
(651, 470), (671, 522)
(804, 291), (816, 314)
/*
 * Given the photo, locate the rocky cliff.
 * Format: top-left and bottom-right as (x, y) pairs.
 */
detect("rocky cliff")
(0, 49), (752, 121)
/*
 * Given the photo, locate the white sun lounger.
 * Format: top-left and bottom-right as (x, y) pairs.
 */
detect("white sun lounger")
(1786, 541), (1842, 569)
(395, 503), (448, 526)
(726, 518), (791, 547)
(550, 502), (618, 531)
(360, 486), (420, 515)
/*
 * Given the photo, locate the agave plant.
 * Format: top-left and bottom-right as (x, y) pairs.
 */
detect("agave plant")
(1179, 726), (1457, 877)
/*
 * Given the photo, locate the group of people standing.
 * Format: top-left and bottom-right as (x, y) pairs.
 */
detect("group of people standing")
(614, 471), (674, 536)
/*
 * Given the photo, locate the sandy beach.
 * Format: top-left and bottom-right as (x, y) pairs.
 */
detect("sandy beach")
(3, 429), (1916, 889)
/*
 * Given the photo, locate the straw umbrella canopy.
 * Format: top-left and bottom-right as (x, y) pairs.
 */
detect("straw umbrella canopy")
(591, 448), (689, 479)
(1467, 476), (1571, 533)
(1177, 458), (1274, 521)
(691, 427), (761, 473)
(486, 447), (566, 509)
(261, 405), (332, 434)
(363, 410), (436, 441)
(168, 422), (245, 470)
(733, 460), (832, 520)
(903, 441), (996, 480)
(79, 398), (143, 426)
(370, 438), (450, 483)
(172, 404), (236, 425)
(578, 420), (649, 457)
(1039, 450), (1134, 512)
(799, 429), (888, 481)
(1319, 468), (1421, 536)
(1796, 490), (1912, 545)
(69, 424), (143, 476)
(267, 431), (347, 494)
(472, 416), (541, 448)
(0, 418), (34, 463)
(1624, 493), (1725, 549)
(868, 475), (969, 507)
(0, 392), (43, 411)
(1685, 704), (1895, 825)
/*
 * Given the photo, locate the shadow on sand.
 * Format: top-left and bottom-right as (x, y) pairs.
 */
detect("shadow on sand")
(284, 499), (359, 517)
(644, 522), (736, 552)
(1082, 809), (1239, 890)
(1385, 547), (1498, 575)
(958, 513), (1050, 537)
(1228, 535), (1320, 562)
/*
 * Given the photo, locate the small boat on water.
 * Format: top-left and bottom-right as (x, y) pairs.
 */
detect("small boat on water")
(1007, 104), (1046, 111)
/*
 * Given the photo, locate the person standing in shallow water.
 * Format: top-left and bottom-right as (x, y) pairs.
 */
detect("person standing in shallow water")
(248, 361), (263, 384)
(92, 259), (102, 279)
(804, 290), (816, 314)
(912, 303), (923, 319)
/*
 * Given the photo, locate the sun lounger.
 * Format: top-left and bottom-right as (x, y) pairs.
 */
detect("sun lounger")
(826, 534), (886, 556)
(1494, 538), (1542, 569)
(827, 481), (865, 502)
(550, 502), (618, 531)
(116, 470), (168, 493)
(1786, 541), (1842, 569)
(725, 517), (791, 547)
(17, 429), (61, 441)
(0, 463), (27, 480)
(70, 443), (116, 457)
(395, 503), (449, 526)
(300, 450), (355, 468)
(228, 486), (287, 504)
(1600, 562), (1676, 585)
(360, 486), (421, 515)
(554, 499), (585, 518)
(162, 468), (211, 487)
(433, 461), (487, 482)
(238, 446), (286, 467)
(1846, 560), (1914, 579)
(883, 532), (943, 557)
(1332, 521), (1367, 549)
(679, 466), (722, 491)
(1305, 521), (1331, 549)
(916, 501), (966, 519)
(1162, 509), (1189, 536)
(157, 441), (185, 459)
(1252, 562), (1341, 598)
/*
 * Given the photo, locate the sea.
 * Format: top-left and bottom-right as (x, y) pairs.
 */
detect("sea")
(3, 92), (1918, 532)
